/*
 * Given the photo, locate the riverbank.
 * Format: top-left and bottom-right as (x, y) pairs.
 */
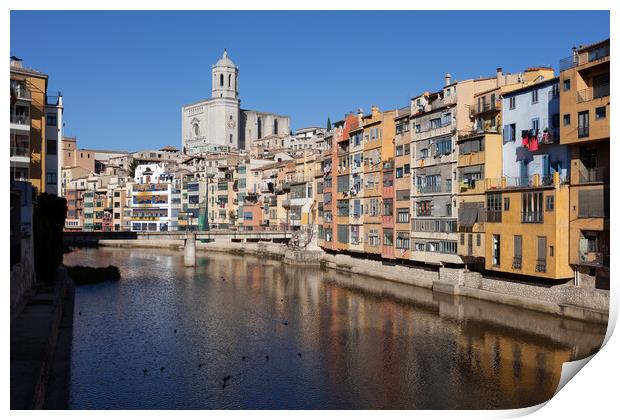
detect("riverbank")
(98, 239), (609, 325)
(10, 266), (75, 409)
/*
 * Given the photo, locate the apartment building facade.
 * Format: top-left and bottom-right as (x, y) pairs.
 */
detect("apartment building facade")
(559, 39), (610, 288)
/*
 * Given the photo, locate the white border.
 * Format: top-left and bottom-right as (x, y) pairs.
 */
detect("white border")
(3, 2), (616, 419)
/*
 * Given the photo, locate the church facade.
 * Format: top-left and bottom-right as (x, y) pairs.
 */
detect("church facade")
(181, 50), (290, 155)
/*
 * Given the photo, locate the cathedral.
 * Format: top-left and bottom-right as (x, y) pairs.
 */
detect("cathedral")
(181, 50), (291, 155)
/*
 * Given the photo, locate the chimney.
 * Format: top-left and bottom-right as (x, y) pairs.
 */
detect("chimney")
(10, 56), (23, 68)
(444, 73), (452, 86)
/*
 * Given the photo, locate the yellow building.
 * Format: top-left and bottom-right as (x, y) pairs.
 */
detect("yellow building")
(10, 57), (49, 193)
(484, 173), (572, 280)
(559, 38), (610, 289)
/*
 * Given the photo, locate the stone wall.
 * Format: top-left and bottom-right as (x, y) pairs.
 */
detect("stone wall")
(97, 238), (609, 324)
(10, 235), (36, 313)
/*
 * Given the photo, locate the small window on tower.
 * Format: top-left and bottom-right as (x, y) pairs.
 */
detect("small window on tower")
(228, 74), (231, 87)
(220, 74), (223, 87)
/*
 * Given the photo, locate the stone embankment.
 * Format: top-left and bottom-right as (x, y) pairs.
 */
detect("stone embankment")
(99, 239), (609, 324)
(10, 266), (75, 409)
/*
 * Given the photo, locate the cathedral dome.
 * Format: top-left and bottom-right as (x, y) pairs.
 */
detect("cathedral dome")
(215, 50), (236, 68)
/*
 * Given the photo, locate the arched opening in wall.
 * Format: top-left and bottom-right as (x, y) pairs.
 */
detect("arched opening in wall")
(274, 119), (279, 135)
(235, 75), (238, 91)
(228, 74), (231, 87)
(220, 74), (224, 87)
(257, 116), (262, 139)
(230, 134), (233, 144)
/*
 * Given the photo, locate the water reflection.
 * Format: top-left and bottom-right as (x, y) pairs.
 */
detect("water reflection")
(65, 247), (605, 409)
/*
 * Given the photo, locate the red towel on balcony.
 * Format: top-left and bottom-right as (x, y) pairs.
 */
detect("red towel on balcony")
(521, 132), (529, 147)
(528, 135), (539, 152)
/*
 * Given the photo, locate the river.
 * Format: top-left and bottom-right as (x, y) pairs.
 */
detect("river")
(64, 247), (605, 409)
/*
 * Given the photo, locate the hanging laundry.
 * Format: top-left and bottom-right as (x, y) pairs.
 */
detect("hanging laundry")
(521, 130), (529, 147)
(528, 134), (539, 152)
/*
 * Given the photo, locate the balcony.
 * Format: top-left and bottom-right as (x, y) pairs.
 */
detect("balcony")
(470, 100), (500, 117)
(512, 256), (522, 270)
(559, 44), (610, 71)
(579, 251), (609, 267)
(522, 211), (543, 224)
(576, 84), (610, 103)
(411, 122), (454, 142)
(486, 210), (502, 223)
(579, 167), (609, 184)
(10, 114), (30, 128)
(11, 86), (31, 101)
(10, 146), (30, 158)
(535, 259), (547, 273)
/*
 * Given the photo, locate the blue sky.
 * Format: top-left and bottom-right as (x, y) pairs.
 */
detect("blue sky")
(11, 10), (609, 152)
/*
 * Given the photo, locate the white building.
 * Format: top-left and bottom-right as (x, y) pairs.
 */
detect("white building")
(181, 50), (290, 155)
(131, 163), (174, 232)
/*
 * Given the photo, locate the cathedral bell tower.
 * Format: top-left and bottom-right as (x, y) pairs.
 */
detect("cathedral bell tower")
(211, 49), (239, 99)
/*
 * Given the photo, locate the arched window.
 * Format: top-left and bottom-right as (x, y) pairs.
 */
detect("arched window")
(228, 74), (231, 87)
(220, 74), (223, 87)
(229, 134), (233, 144)
(274, 119), (279, 135)
(257, 117), (262, 139)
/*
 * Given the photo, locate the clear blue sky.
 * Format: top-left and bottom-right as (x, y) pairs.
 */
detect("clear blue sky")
(11, 10), (609, 152)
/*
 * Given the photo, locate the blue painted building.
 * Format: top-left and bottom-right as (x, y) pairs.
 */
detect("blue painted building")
(501, 78), (570, 186)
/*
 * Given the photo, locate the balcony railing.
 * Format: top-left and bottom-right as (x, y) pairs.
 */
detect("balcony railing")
(512, 256), (522, 269)
(10, 114), (30, 125)
(576, 84), (610, 103)
(10, 146), (29, 157)
(559, 45), (609, 71)
(522, 211), (543, 223)
(12, 87), (31, 100)
(470, 100), (500, 116)
(579, 167), (609, 183)
(486, 210), (502, 223)
(535, 259), (547, 273)
(417, 184), (444, 194)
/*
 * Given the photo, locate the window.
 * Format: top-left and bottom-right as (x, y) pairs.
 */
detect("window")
(395, 167), (404, 178)
(504, 197), (510, 211)
(460, 233), (465, 246)
(531, 90), (538, 104)
(522, 191), (543, 223)
(383, 229), (394, 246)
(396, 189), (409, 201)
(578, 111), (589, 138)
(429, 118), (442, 129)
(476, 234), (481, 247)
(419, 148), (429, 159)
(46, 171), (57, 184)
(368, 229), (380, 247)
(415, 124), (421, 133)
(563, 79), (571, 91)
(404, 144), (411, 155)
(395, 145), (403, 156)
(563, 114), (571, 126)
(220, 74), (224, 86)
(595, 107), (606, 120)
(46, 140), (57, 155)
(509, 96), (516, 109)
(396, 232), (409, 250)
(337, 225), (349, 243)
(397, 208), (409, 223)
(337, 200), (349, 216)
(513, 235), (522, 269)
(46, 115), (57, 126)
(492, 234), (501, 266)
(368, 198), (379, 216)
(536, 236), (547, 272)
(545, 195), (554, 211)
(383, 199), (393, 216)
(404, 164), (410, 174)
(416, 200), (432, 217)
(487, 193), (502, 222)
(434, 137), (452, 156)
(532, 118), (539, 132)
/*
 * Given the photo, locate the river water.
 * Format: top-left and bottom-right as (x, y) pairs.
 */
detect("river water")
(64, 247), (605, 409)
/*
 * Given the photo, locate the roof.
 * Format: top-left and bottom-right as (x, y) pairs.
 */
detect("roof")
(577, 38), (610, 53)
(503, 76), (559, 97)
(214, 50), (236, 68)
(160, 145), (179, 152)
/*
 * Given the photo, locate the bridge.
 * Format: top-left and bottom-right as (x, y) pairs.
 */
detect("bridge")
(63, 229), (294, 246)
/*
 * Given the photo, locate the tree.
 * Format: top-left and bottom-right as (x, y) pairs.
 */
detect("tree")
(326, 117), (331, 131)
(128, 159), (139, 179)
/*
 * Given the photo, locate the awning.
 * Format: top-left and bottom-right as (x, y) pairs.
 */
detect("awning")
(459, 206), (478, 228)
